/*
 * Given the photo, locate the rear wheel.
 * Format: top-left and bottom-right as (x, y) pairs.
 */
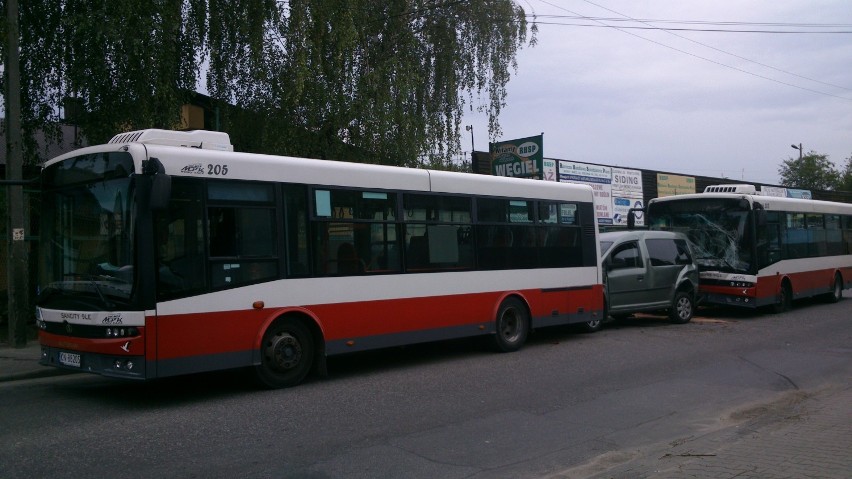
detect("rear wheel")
(771, 281), (792, 314)
(492, 298), (529, 352)
(255, 319), (314, 388)
(824, 273), (843, 303)
(669, 291), (694, 324)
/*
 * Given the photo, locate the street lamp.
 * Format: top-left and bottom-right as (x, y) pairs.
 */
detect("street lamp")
(791, 143), (803, 160)
(465, 125), (474, 153)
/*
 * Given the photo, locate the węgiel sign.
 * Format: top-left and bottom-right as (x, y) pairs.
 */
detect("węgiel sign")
(490, 134), (543, 179)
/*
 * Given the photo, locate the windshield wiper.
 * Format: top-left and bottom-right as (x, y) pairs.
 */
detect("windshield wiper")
(63, 272), (116, 309)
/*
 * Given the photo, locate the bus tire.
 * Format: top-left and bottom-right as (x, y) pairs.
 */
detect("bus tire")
(669, 291), (694, 324)
(771, 280), (792, 314)
(492, 298), (529, 352)
(255, 319), (314, 389)
(824, 273), (843, 304)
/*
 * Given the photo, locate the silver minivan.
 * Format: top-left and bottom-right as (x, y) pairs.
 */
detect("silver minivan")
(599, 230), (699, 324)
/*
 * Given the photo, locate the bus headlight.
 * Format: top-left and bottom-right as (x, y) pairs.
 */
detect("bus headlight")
(105, 327), (139, 338)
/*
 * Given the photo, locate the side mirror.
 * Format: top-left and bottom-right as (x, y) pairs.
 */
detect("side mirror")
(627, 207), (644, 230)
(150, 174), (172, 210)
(144, 157), (171, 210)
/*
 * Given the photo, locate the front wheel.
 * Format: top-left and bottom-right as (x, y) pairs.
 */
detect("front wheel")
(255, 320), (314, 389)
(669, 291), (694, 324)
(492, 298), (529, 352)
(771, 281), (792, 314)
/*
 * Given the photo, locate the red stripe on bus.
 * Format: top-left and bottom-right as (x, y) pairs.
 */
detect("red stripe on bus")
(153, 286), (602, 360)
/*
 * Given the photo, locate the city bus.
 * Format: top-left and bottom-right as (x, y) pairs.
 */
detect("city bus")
(35, 129), (604, 388)
(643, 184), (852, 312)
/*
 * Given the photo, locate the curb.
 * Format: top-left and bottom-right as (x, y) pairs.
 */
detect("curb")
(0, 368), (77, 383)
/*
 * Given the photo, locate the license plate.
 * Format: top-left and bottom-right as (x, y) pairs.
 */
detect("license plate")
(59, 351), (81, 368)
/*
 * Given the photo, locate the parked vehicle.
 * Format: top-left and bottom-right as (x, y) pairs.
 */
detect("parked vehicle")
(599, 230), (699, 324)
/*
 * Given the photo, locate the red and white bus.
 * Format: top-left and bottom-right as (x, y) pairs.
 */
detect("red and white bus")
(36, 129), (604, 387)
(644, 184), (852, 312)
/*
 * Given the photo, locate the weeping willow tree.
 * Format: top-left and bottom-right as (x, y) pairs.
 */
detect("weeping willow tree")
(5, 0), (533, 166)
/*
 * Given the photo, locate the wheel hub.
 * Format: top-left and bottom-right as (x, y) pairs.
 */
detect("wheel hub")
(267, 333), (302, 371)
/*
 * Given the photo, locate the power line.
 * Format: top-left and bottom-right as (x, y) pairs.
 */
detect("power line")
(529, 20), (852, 34)
(530, 15), (852, 29)
(576, 0), (852, 93)
(534, 0), (852, 100)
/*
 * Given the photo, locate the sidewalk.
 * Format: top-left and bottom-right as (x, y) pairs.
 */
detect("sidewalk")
(0, 341), (74, 382)
(558, 384), (852, 479)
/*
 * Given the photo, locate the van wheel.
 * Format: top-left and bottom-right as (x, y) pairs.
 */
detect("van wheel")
(669, 291), (694, 324)
(771, 281), (792, 314)
(492, 298), (529, 352)
(255, 320), (314, 388)
(824, 274), (842, 303)
(578, 318), (603, 333)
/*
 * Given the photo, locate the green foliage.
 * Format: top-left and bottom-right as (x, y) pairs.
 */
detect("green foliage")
(5, 0), (533, 167)
(13, 0), (204, 159)
(777, 152), (841, 191)
(840, 154), (852, 192)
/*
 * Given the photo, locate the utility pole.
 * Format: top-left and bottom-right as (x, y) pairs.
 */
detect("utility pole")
(5, 0), (29, 347)
(791, 143), (803, 160)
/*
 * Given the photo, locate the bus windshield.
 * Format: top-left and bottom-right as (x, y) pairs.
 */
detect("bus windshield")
(38, 152), (137, 307)
(648, 198), (754, 274)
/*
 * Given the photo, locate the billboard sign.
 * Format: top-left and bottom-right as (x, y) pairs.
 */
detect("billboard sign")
(657, 173), (695, 197)
(490, 135), (543, 179)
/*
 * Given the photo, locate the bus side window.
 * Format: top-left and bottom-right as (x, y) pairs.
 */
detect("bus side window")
(207, 181), (279, 289)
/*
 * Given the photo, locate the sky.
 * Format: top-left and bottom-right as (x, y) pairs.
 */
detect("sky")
(461, 0), (852, 186)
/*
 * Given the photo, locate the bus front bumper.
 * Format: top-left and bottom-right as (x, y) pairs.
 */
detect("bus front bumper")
(40, 346), (146, 380)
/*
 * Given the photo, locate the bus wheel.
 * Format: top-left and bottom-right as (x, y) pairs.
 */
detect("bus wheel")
(771, 281), (792, 314)
(255, 320), (314, 388)
(824, 274), (843, 304)
(492, 298), (529, 352)
(669, 291), (694, 324)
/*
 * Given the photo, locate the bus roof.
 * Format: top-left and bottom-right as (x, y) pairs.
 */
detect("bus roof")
(649, 190), (852, 215)
(46, 130), (595, 203)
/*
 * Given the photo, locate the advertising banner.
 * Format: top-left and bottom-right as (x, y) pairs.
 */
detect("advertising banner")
(611, 167), (643, 197)
(657, 173), (695, 197)
(558, 161), (611, 184)
(786, 188), (812, 199)
(559, 161), (614, 225)
(612, 197), (645, 227)
(760, 186), (787, 197)
(611, 167), (644, 227)
(490, 135), (543, 179)
(542, 158), (557, 182)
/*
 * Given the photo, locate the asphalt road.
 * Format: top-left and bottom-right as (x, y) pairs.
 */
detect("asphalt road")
(1, 298), (850, 478)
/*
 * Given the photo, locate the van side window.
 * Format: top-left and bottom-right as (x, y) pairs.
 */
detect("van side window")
(609, 241), (642, 269)
(646, 238), (692, 266)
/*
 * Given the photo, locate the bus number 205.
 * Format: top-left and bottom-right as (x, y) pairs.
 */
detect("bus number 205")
(208, 164), (229, 176)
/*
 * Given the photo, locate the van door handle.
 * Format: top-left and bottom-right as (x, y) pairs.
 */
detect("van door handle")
(637, 275), (644, 281)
